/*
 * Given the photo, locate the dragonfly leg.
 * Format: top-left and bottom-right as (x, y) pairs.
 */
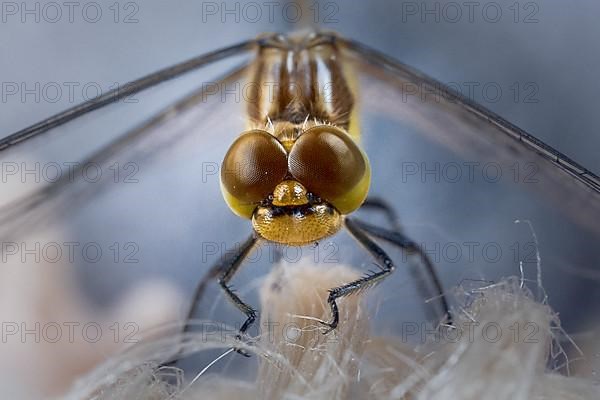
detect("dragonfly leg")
(320, 217), (396, 332)
(216, 240), (260, 357)
(162, 235), (256, 366)
(360, 197), (402, 231)
(350, 218), (452, 325)
(172, 234), (258, 363)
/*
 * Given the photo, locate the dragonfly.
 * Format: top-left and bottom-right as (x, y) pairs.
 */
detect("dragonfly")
(1, 31), (600, 361)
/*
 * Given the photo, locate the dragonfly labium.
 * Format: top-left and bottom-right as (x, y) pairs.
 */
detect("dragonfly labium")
(2, 30), (599, 361)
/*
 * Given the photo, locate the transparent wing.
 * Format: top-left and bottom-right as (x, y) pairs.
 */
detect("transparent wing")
(341, 37), (600, 336)
(341, 37), (600, 221)
(0, 39), (255, 229)
(0, 40), (255, 152)
(0, 61), (260, 312)
(0, 63), (250, 233)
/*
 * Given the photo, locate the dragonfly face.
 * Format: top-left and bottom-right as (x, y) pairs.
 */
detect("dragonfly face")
(219, 33), (371, 245)
(221, 124), (370, 245)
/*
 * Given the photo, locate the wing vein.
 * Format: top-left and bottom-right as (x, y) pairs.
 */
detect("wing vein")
(0, 40), (255, 152)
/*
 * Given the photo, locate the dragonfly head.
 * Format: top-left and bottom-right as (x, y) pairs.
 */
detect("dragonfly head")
(220, 125), (371, 245)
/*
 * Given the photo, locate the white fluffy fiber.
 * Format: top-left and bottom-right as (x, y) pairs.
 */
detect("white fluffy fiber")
(65, 263), (599, 400)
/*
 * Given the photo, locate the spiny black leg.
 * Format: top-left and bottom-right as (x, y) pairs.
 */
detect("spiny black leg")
(170, 234), (258, 365)
(321, 218), (396, 332)
(218, 250), (260, 356)
(185, 235), (257, 332)
(360, 197), (402, 231)
(351, 219), (452, 324)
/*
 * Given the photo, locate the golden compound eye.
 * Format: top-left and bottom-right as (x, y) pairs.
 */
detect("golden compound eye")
(221, 130), (288, 218)
(288, 126), (371, 214)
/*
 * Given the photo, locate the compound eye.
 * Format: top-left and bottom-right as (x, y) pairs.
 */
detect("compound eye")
(288, 126), (370, 214)
(221, 130), (288, 218)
